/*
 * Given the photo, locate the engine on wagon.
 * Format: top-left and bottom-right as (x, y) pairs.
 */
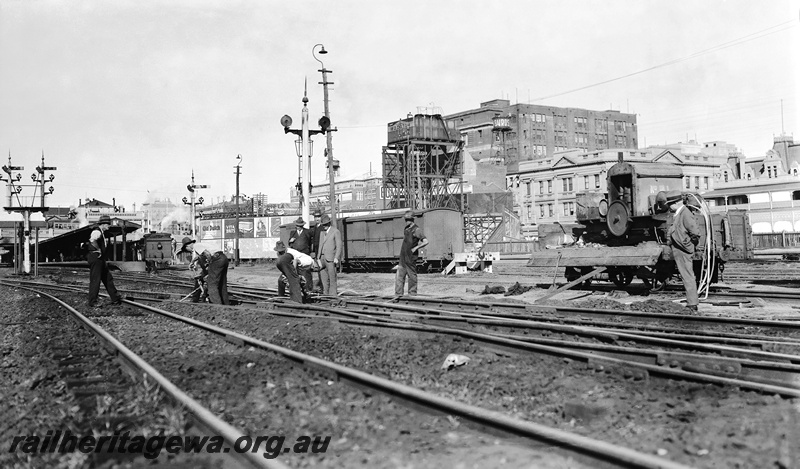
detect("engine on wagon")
(529, 161), (752, 291)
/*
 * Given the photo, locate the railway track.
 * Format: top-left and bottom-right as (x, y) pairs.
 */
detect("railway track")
(8, 269), (800, 468)
(0, 280), (699, 469)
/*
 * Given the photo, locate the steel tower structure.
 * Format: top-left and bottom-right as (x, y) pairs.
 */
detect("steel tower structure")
(382, 113), (463, 210)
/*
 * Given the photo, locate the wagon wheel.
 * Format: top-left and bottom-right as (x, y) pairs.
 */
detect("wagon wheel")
(610, 268), (634, 287)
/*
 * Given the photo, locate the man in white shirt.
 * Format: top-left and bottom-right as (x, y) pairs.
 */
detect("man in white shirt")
(274, 241), (313, 303)
(180, 237), (230, 305)
(85, 215), (122, 307)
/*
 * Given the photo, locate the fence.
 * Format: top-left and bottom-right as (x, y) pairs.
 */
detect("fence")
(752, 232), (800, 250)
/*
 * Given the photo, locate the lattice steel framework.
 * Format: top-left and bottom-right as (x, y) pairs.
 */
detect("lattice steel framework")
(382, 139), (463, 210)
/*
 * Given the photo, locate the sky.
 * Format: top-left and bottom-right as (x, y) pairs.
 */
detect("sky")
(0, 0), (798, 212)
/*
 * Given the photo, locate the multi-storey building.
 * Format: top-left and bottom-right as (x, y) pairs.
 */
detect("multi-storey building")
(445, 99), (639, 171)
(289, 171), (384, 213)
(507, 142), (726, 235)
(703, 134), (800, 233)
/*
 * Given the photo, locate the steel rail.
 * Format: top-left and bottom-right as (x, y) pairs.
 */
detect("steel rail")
(117, 298), (695, 469)
(384, 296), (800, 332)
(328, 299), (800, 365)
(253, 301), (800, 394)
(1, 282), (286, 469)
(339, 297), (800, 347)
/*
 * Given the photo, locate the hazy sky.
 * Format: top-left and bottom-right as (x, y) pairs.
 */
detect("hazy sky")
(1, 0), (798, 210)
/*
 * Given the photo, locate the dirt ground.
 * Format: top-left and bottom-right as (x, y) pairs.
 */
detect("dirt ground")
(3, 262), (800, 468)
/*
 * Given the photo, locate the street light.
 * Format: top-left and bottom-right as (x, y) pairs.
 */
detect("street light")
(234, 154), (242, 266)
(313, 43), (338, 227)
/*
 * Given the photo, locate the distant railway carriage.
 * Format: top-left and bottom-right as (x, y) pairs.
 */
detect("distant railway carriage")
(530, 160), (753, 290)
(141, 232), (174, 271)
(279, 208), (464, 272)
(341, 208), (464, 272)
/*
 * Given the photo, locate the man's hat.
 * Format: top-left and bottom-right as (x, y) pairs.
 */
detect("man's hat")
(684, 194), (702, 208)
(312, 208), (322, 217)
(294, 217), (305, 226)
(320, 214), (331, 225)
(274, 241), (286, 252)
(98, 215), (111, 225)
(403, 210), (415, 220)
(180, 236), (195, 251)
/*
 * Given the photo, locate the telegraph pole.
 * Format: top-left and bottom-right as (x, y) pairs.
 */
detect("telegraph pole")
(234, 154), (242, 266)
(313, 43), (337, 225)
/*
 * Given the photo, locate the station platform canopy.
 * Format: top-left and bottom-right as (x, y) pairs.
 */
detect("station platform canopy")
(38, 217), (141, 260)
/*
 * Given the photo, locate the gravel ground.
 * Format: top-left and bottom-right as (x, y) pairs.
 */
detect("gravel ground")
(4, 263), (800, 468)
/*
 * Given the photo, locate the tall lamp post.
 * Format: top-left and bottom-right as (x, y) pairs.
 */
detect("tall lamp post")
(182, 171), (207, 241)
(282, 81), (331, 227)
(313, 43), (338, 226)
(234, 154), (242, 266)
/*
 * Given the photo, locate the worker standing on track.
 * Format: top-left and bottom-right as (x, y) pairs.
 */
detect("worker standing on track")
(317, 214), (342, 296)
(180, 237), (230, 305)
(669, 195), (702, 313)
(395, 211), (428, 296)
(311, 209), (324, 293)
(288, 217), (314, 290)
(274, 241), (314, 303)
(85, 215), (123, 308)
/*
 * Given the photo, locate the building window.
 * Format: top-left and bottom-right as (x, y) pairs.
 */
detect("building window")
(540, 205), (545, 217)
(703, 177), (709, 190)
(724, 172), (728, 182)
(548, 203), (553, 217)
(523, 130), (528, 139)
(539, 181), (544, 194)
(694, 176), (699, 189)
(685, 177), (691, 189)
(563, 203), (570, 216)
(614, 121), (626, 133)
(547, 180), (552, 193)
(526, 181), (531, 196)
(478, 129), (483, 140)
(584, 175), (589, 189)
(594, 174), (600, 188)
(561, 177), (573, 192)
(767, 167), (772, 178)
(526, 205), (532, 220)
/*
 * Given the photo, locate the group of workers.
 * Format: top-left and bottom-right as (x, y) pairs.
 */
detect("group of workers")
(85, 210), (429, 308)
(85, 200), (701, 313)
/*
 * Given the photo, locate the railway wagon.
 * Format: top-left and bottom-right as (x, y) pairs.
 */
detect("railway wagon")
(341, 208), (464, 272)
(279, 208), (464, 272)
(141, 232), (175, 271)
(530, 160), (753, 290)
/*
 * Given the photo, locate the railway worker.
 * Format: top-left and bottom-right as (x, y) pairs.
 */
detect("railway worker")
(311, 209), (324, 292)
(180, 237), (230, 305)
(274, 241), (313, 303)
(288, 216), (314, 289)
(316, 214), (342, 296)
(395, 211), (429, 296)
(85, 215), (123, 308)
(669, 195), (702, 312)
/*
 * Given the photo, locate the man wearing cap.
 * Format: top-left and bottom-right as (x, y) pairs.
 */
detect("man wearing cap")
(288, 217), (314, 289)
(316, 214), (342, 296)
(180, 237), (230, 305)
(85, 215), (122, 308)
(396, 211), (429, 296)
(669, 195), (703, 313)
(274, 241), (314, 303)
(310, 209), (324, 292)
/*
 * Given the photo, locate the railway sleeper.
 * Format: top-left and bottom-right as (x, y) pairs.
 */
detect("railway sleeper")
(586, 358), (650, 381)
(657, 352), (742, 374)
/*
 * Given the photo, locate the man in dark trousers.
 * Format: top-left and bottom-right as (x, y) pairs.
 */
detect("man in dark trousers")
(180, 237), (230, 305)
(288, 216), (313, 289)
(86, 215), (122, 307)
(311, 209), (324, 292)
(670, 195), (703, 312)
(395, 211), (428, 296)
(316, 214), (342, 296)
(274, 241), (313, 303)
